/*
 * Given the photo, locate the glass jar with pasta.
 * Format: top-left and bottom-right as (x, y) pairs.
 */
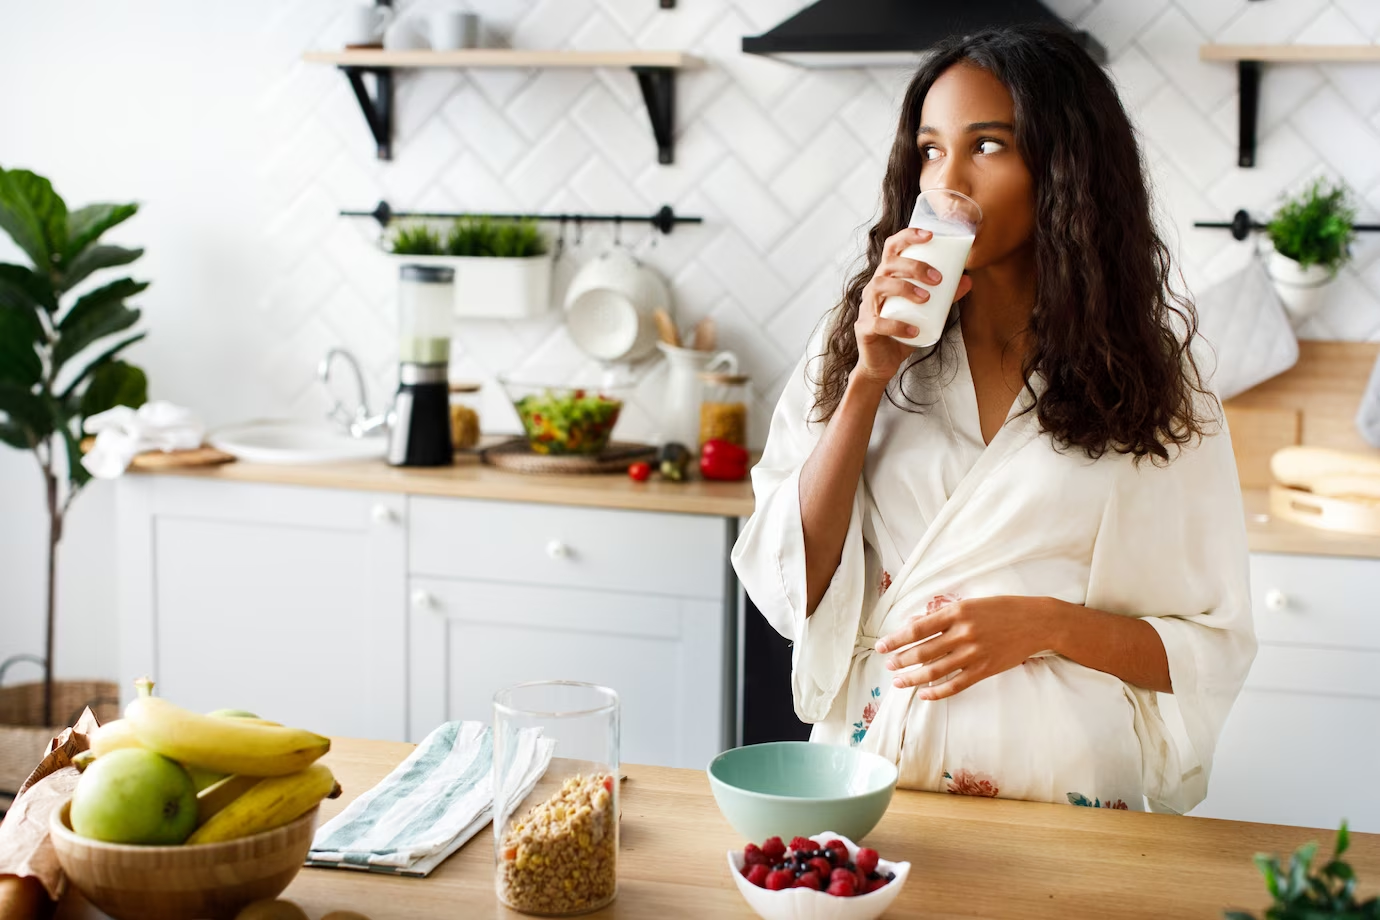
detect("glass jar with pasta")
(698, 372), (751, 450)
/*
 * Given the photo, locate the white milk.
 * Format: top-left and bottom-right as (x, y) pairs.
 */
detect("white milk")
(879, 231), (974, 347)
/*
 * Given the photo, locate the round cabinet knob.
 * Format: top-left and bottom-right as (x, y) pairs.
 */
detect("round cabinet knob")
(1264, 588), (1289, 612)
(372, 504), (398, 525)
(411, 589), (437, 610)
(546, 540), (571, 560)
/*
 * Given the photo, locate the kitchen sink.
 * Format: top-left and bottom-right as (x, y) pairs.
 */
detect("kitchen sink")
(208, 420), (387, 465)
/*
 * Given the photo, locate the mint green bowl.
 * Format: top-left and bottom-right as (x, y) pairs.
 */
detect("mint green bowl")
(707, 742), (899, 843)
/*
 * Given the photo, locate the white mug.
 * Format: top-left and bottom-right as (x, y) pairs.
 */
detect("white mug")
(422, 10), (479, 51)
(345, 1), (394, 46)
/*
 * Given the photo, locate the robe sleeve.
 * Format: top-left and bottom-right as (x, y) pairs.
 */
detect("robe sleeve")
(1084, 402), (1258, 814)
(730, 327), (869, 723)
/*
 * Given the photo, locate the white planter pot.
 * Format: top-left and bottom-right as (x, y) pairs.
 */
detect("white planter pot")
(1267, 250), (1334, 325)
(387, 253), (554, 319)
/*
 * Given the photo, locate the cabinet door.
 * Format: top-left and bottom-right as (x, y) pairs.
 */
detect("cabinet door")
(408, 577), (730, 769)
(116, 477), (407, 741)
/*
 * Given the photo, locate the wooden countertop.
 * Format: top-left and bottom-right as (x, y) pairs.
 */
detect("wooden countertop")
(143, 454), (756, 518)
(142, 457), (1380, 559)
(58, 737), (1380, 920)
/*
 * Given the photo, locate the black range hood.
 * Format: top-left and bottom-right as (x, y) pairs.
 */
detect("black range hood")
(742, 0), (1106, 68)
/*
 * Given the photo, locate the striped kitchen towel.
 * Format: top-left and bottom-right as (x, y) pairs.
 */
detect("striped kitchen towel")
(305, 720), (554, 877)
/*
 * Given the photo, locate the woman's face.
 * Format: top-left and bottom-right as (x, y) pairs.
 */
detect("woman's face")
(917, 62), (1035, 270)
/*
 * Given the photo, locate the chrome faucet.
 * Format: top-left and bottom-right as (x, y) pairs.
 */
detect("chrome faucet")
(318, 348), (389, 438)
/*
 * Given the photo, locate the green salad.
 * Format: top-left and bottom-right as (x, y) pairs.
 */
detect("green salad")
(514, 389), (623, 455)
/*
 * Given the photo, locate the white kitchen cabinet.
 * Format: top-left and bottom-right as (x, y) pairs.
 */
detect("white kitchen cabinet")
(116, 477), (739, 767)
(1191, 552), (1380, 832)
(405, 496), (737, 768)
(116, 477), (408, 741)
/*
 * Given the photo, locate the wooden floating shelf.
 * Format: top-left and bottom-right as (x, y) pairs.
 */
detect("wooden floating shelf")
(303, 49), (701, 69)
(1199, 44), (1380, 168)
(1200, 44), (1380, 63)
(302, 49), (699, 163)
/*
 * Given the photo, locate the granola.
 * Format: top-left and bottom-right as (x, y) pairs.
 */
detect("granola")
(498, 772), (617, 915)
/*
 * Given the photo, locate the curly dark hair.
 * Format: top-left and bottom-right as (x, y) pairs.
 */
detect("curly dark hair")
(812, 25), (1212, 463)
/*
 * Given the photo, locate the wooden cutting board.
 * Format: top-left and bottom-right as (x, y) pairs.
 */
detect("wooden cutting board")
(78, 439), (235, 470)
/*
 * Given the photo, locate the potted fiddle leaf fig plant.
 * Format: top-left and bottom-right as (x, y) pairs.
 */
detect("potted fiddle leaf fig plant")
(0, 166), (147, 788)
(1266, 178), (1357, 325)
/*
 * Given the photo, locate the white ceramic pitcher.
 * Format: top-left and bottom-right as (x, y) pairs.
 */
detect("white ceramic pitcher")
(657, 342), (738, 447)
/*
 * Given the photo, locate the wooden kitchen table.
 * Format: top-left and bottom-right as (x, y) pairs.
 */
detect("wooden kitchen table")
(49, 736), (1380, 919)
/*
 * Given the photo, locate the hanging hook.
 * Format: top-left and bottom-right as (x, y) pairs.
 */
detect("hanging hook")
(554, 216), (567, 261)
(613, 216), (623, 249)
(574, 216), (583, 248)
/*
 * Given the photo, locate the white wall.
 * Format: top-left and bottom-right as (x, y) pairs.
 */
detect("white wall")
(2, 0), (1379, 683)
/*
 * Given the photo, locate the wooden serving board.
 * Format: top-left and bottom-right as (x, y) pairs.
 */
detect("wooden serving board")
(480, 439), (657, 475)
(78, 438), (235, 470)
(1269, 484), (1380, 536)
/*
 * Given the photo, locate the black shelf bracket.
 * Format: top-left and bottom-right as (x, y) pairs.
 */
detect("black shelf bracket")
(632, 67), (676, 164)
(342, 66), (394, 160)
(1236, 60), (1262, 168)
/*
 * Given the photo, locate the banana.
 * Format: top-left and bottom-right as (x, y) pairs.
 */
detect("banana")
(187, 763), (338, 845)
(88, 718), (144, 757)
(196, 774), (263, 827)
(124, 696), (330, 777)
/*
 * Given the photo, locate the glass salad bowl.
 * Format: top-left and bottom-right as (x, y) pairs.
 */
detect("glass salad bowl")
(500, 377), (628, 456)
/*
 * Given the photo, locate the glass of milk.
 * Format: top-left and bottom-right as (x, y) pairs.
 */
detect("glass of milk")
(879, 188), (982, 347)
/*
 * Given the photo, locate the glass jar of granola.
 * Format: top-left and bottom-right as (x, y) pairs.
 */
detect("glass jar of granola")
(494, 681), (620, 916)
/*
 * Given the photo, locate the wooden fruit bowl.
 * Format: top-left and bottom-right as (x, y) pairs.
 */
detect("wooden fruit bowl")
(49, 799), (318, 920)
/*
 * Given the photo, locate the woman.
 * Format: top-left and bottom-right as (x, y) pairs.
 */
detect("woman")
(732, 26), (1256, 814)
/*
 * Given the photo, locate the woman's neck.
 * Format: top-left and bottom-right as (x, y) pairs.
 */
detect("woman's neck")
(960, 245), (1037, 352)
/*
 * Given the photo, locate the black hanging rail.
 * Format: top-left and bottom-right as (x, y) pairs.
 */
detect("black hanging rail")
(340, 200), (703, 235)
(1194, 208), (1380, 242)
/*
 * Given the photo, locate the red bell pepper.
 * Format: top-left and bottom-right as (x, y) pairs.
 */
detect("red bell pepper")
(699, 439), (749, 481)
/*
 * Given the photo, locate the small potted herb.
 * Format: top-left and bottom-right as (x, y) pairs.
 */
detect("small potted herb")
(1266, 178), (1357, 324)
(385, 217), (552, 319)
(1224, 822), (1379, 919)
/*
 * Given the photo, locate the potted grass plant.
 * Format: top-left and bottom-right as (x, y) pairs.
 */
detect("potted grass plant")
(386, 217), (552, 319)
(0, 167), (145, 789)
(1266, 178), (1357, 324)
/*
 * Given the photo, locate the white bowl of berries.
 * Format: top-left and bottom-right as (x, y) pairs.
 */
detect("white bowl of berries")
(728, 832), (909, 920)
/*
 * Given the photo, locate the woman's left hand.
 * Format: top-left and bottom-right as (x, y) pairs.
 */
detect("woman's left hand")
(874, 596), (1054, 700)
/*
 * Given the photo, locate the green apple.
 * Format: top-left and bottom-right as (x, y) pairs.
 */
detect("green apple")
(69, 748), (197, 845)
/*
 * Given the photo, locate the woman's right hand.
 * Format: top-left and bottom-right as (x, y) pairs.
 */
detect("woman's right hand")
(852, 227), (954, 386)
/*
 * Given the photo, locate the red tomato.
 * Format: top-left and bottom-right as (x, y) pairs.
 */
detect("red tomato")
(627, 461), (651, 482)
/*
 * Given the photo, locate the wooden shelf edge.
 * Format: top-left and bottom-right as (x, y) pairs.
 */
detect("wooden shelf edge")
(303, 49), (702, 69)
(1200, 43), (1380, 63)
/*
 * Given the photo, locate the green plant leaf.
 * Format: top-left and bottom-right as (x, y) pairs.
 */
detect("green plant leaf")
(0, 418), (28, 448)
(63, 203), (137, 267)
(0, 262), (56, 312)
(52, 277), (146, 372)
(1267, 179), (1357, 271)
(0, 380), (53, 441)
(1336, 822), (1350, 859)
(59, 244), (143, 293)
(60, 421), (91, 489)
(0, 168), (67, 270)
(79, 360), (146, 419)
(0, 304), (43, 387)
(58, 331), (146, 402)
(1222, 912), (1258, 920)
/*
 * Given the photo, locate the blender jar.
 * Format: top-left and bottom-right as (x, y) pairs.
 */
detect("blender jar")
(494, 681), (619, 916)
(398, 264), (454, 364)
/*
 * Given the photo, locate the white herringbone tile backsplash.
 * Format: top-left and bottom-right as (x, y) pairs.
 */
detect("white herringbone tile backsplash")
(256, 0), (1380, 447)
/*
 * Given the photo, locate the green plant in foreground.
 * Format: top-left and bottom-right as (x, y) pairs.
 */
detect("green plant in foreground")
(0, 167), (149, 724)
(1225, 823), (1379, 920)
(388, 221), (444, 256)
(444, 216), (547, 258)
(1267, 178), (1357, 272)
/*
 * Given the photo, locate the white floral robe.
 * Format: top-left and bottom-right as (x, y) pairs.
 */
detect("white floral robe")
(732, 317), (1257, 813)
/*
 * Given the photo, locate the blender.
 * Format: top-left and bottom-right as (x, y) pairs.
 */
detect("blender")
(388, 264), (454, 466)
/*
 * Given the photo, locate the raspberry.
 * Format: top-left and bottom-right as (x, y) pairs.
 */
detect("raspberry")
(761, 836), (786, 862)
(825, 838), (848, 854)
(793, 871), (822, 890)
(807, 857), (833, 880)
(744, 863), (770, 888)
(855, 847), (880, 876)
(830, 868), (855, 885)
(743, 843), (769, 867)
(827, 877), (857, 897)
(765, 869), (794, 891)
(865, 876), (890, 893)
(789, 836), (814, 854)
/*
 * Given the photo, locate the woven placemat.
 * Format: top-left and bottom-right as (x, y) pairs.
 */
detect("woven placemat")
(480, 438), (657, 475)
